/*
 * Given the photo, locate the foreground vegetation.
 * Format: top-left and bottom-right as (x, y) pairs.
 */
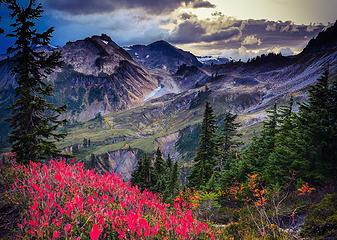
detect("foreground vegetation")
(1, 1), (336, 239)
(1, 155), (217, 239)
(2, 154), (336, 239)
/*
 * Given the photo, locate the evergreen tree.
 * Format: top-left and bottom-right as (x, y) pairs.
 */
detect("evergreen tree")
(266, 69), (337, 185)
(166, 154), (172, 172)
(131, 155), (153, 191)
(88, 154), (97, 170)
(205, 171), (218, 191)
(258, 103), (279, 163)
(188, 102), (218, 188)
(153, 147), (165, 177)
(143, 155), (154, 190)
(224, 70), (337, 186)
(161, 154), (173, 199)
(297, 68), (337, 182)
(169, 161), (179, 199)
(263, 103), (279, 144)
(264, 97), (309, 184)
(237, 104), (279, 179)
(276, 97), (293, 129)
(131, 157), (144, 188)
(152, 147), (167, 193)
(329, 71), (337, 157)
(4, 0), (66, 163)
(162, 155), (180, 201)
(217, 111), (242, 171)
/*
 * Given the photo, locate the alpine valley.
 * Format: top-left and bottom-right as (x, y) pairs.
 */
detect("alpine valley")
(0, 22), (336, 181)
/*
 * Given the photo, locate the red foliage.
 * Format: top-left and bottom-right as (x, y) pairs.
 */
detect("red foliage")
(4, 157), (215, 239)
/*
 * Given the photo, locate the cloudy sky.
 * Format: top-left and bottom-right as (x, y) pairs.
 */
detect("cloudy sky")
(0, 0), (336, 60)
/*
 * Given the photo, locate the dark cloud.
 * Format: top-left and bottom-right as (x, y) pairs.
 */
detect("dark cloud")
(46, 0), (216, 15)
(168, 21), (206, 44)
(179, 12), (197, 20)
(167, 14), (325, 52)
(189, 0), (216, 8)
(201, 28), (241, 42)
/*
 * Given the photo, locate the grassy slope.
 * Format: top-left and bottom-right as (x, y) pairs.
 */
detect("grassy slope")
(57, 95), (266, 164)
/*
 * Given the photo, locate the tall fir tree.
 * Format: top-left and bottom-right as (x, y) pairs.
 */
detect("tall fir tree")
(277, 96), (294, 132)
(161, 154), (173, 198)
(4, 0), (67, 163)
(131, 157), (144, 188)
(166, 154), (172, 172)
(297, 68), (337, 182)
(188, 102), (218, 188)
(262, 103), (279, 145)
(238, 104), (279, 179)
(329, 71), (337, 164)
(88, 154), (97, 170)
(152, 147), (166, 193)
(264, 97), (309, 185)
(131, 155), (154, 191)
(169, 161), (179, 199)
(162, 156), (180, 202)
(217, 111), (242, 171)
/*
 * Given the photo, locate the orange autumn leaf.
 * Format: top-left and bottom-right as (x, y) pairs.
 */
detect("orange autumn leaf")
(298, 183), (316, 196)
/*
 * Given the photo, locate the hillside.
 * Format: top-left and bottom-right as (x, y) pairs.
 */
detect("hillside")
(51, 22), (336, 180)
(1, 22), (337, 180)
(0, 34), (158, 148)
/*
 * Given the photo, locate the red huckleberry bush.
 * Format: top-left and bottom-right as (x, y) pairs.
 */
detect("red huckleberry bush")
(4, 157), (218, 239)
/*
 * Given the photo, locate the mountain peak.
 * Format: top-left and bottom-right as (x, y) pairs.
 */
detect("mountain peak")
(126, 40), (202, 73)
(86, 34), (120, 49)
(61, 34), (134, 76)
(148, 40), (173, 47)
(301, 20), (337, 54)
(147, 40), (178, 52)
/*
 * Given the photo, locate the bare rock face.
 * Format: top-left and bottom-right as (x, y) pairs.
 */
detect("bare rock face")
(0, 34), (159, 124)
(154, 132), (180, 159)
(52, 34), (159, 121)
(96, 149), (140, 181)
(61, 34), (133, 76)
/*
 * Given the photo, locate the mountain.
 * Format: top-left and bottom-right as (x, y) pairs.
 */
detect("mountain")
(1, 23), (337, 180)
(0, 44), (59, 61)
(173, 64), (211, 90)
(301, 20), (337, 54)
(0, 34), (158, 120)
(0, 34), (158, 148)
(125, 40), (202, 73)
(59, 23), (337, 179)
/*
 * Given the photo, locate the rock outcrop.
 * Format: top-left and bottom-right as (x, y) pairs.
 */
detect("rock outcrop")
(96, 149), (140, 181)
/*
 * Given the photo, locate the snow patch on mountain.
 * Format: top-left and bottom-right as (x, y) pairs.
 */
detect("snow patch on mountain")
(197, 56), (229, 65)
(143, 75), (181, 102)
(144, 86), (162, 101)
(197, 56), (218, 63)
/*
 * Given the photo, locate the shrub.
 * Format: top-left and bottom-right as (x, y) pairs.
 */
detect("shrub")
(301, 193), (337, 239)
(2, 157), (220, 239)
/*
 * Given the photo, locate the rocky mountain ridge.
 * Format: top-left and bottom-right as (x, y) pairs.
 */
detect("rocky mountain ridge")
(1, 22), (337, 180)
